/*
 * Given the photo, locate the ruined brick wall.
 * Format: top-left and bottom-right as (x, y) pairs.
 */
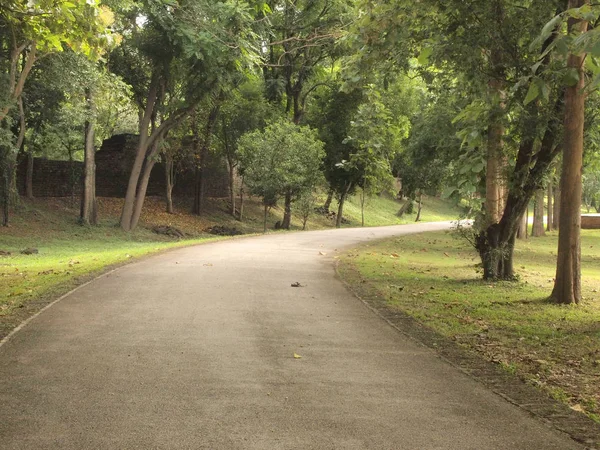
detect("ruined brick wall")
(17, 134), (230, 198)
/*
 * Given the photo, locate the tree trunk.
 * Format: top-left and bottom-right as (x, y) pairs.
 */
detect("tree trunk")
(25, 151), (33, 199)
(336, 184), (350, 228)
(485, 42), (507, 224)
(121, 75), (159, 231)
(551, 0), (588, 305)
(415, 191), (423, 222)
(477, 94), (563, 280)
(323, 189), (333, 212)
(547, 180), (553, 232)
(396, 200), (412, 217)
(193, 104), (220, 215)
(263, 204), (268, 233)
(360, 188), (365, 226)
(282, 189), (292, 229)
(517, 207), (528, 240)
(165, 153), (174, 214)
(553, 178), (561, 230)
(227, 157), (236, 218)
(239, 176), (245, 222)
(2, 96), (26, 226)
(80, 88), (97, 226)
(129, 157), (158, 231)
(532, 189), (545, 237)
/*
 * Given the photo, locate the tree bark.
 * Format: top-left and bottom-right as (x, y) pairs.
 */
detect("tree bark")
(80, 88), (97, 226)
(551, 0), (588, 304)
(517, 207), (528, 240)
(547, 180), (553, 232)
(193, 103), (220, 215)
(415, 191), (423, 222)
(532, 189), (545, 237)
(121, 74), (159, 231)
(239, 177), (245, 222)
(336, 184), (351, 228)
(281, 189), (292, 229)
(323, 189), (333, 212)
(553, 177), (561, 230)
(476, 94), (563, 280)
(263, 204), (268, 233)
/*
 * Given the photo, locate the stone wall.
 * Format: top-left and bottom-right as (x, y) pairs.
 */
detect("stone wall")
(17, 134), (230, 198)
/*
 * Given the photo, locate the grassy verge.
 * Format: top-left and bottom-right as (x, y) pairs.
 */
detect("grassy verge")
(1, 194), (460, 339)
(338, 230), (600, 422)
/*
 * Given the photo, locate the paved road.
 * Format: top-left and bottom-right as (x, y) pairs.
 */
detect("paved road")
(0, 223), (583, 449)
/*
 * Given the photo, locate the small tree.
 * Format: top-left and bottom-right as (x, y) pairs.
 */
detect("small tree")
(238, 119), (325, 231)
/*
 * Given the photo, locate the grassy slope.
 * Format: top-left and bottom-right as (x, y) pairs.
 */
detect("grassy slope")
(0, 193), (460, 335)
(338, 229), (600, 421)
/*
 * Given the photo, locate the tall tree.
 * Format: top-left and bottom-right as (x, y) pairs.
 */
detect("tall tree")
(551, 0), (590, 304)
(0, 0), (112, 225)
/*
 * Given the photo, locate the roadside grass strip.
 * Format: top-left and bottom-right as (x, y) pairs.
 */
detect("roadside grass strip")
(338, 230), (600, 422)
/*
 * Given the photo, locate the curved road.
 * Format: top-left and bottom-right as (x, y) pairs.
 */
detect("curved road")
(0, 223), (583, 449)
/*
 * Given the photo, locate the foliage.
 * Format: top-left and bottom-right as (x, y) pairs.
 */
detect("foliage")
(238, 119), (325, 206)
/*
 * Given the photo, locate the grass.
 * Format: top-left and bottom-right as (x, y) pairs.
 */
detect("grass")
(0, 193), (461, 338)
(338, 229), (600, 422)
(335, 193), (459, 226)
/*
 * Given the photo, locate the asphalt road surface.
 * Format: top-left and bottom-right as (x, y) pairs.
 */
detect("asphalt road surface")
(0, 223), (584, 449)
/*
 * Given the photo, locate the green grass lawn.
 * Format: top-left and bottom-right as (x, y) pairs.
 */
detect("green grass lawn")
(338, 229), (600, 422)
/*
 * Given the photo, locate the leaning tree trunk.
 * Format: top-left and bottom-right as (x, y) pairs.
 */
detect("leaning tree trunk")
(121, 76), (159, 231)
(226, 157), (236, 218)
(415, 191), (423, 222)
(336, 184), (351, 228)
(547, 180), (553, 232)
(551, 0), (588, 304)
(323, 189), (333, 212)
(532, 189), (545, 237)
(129, 155), (158, 231)
(80, 88), (97, 226)
(281, 189), (292, 229)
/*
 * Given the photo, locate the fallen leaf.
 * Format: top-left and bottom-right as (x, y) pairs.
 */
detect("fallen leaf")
(293, 353), (302, 359)
(203, 263), (213, 267)
(291, 282), (304, 287)
(319, 251), (327, 256)
(570, 404), (584, 412)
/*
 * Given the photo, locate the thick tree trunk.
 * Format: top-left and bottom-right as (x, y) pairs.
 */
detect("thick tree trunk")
(80, 88), (97, 226)
(551, 1), (588, 304)
(129, 157), (158, 231)
(532, 189), (545, 237)
(360, 188), (365, 226)
(517, 208), (528, 240)
(2, 96), (26, 226)
(281, 189), (292, 229)
(165, 153), (174, 214)
(323, 189), (333, 212)
(547, 181), (553, 232)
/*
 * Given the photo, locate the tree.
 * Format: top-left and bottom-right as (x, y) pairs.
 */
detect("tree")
(238, 119), (325, 231)
(110, 0), (262, 231)
(0, 0), (112, 225)
(551, 0), (590, 304)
